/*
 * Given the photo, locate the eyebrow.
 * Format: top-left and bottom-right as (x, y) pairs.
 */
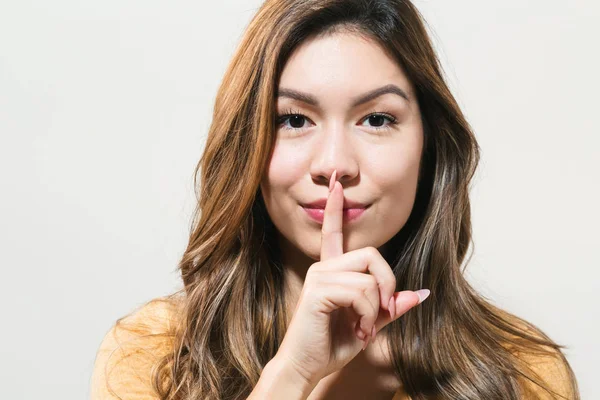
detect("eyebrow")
(276, 84), (410, 108)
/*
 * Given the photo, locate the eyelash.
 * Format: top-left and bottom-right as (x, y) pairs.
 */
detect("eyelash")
(275, 108), (398, 133)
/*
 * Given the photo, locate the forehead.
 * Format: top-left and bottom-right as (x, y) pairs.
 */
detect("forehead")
(277, 31), (414, 102)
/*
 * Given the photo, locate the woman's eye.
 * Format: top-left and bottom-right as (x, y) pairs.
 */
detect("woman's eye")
(278, 114), (311, 131)
(360, 113), (397, 130)
(276, 111), (398, 133)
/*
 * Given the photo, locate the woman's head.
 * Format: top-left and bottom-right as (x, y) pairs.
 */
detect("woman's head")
(188, 0), (476, 279)
(154, 1), (576, 399)
(183, 0), (477, 385)
(260, 28), (425, 263)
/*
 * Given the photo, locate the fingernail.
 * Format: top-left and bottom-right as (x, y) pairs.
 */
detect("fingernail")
(388, 297), (396, 319)
(328, 170), (337, 193)
(371, 325), (376, 340)
(415, 289), (431, 304)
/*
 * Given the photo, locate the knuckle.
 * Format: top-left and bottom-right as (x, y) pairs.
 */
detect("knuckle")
(307, 262), (323, 274)
(352, 287), (365, 303)
(365, 274), (378, 290)
(364, 246), (379, 258)
(389, 274), (398, 288)
(380, 273), (395, 289)
(357, 287), (372, 305)
(366, 281), (380, 306)
(360, 285), (369, 297)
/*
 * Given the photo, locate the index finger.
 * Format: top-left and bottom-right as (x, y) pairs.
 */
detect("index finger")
(320, 170), (344, 261)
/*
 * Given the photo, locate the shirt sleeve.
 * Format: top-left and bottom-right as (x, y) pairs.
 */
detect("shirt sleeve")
(89, 299), (177, 400)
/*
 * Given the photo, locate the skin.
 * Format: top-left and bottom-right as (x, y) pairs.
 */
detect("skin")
(259, 30), (425, 315)
(256, 30), (426, 399)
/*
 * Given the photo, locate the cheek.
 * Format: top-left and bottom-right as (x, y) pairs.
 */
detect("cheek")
(260, 141), (309, 220)
(367, 139), (422, 190)
(363, 140), (422, 239)
(264, 142), (307, 187)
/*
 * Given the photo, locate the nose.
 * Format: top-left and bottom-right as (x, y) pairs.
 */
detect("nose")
(309, 122), (359, 188)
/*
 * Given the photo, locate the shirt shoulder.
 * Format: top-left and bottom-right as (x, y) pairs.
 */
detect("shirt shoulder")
(390, 331), (577, 400)
(390, 350), (576, 400)
(90, 297), (181, 400)
(508, 316), (578, 399)
(516, 346), (578, 399)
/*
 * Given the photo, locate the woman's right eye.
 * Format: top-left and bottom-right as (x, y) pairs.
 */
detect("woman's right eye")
(276, 109), (312, 132)
(278, 114), (310, 130)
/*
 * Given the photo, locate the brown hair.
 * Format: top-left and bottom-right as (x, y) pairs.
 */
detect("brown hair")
(108, 1), (580, 399)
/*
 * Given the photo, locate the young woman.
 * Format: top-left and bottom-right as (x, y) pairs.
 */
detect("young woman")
(91, 1), (580, 399)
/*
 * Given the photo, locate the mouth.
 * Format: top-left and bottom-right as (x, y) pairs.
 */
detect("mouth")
(301, 204), (370, 224)
(301, 198), (370, 209)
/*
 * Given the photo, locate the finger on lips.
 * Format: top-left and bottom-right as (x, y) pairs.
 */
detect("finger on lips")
(320, 169), (386, 345)
(318, 170), (430, 350)
(320, 169), (343, 261)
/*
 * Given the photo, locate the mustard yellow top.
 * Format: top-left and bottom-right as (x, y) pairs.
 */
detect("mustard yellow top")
(90, 298), (577, 399)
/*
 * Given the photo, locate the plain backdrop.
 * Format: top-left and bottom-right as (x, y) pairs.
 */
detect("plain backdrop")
(0, 0), (598, 399)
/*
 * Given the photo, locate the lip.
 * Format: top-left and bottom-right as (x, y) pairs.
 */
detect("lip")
(301, 198), (370, 209)
(301, 204), (369, 224)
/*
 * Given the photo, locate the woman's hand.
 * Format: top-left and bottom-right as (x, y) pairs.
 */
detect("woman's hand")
(274, 171), (430, 388)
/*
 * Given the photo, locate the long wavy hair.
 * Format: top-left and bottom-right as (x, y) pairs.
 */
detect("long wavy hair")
(110, 1), (580, 399)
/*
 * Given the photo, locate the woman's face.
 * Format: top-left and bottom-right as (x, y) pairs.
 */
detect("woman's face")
(260, 31), (424, 263)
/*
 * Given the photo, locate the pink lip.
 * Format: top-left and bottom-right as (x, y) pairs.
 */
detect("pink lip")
(302, 198), (369, 209)
(302, 206), (368, 224)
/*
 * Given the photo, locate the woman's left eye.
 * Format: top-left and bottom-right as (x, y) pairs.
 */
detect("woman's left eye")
(276, 110), (398, 133)
(360, 113), (398, 130)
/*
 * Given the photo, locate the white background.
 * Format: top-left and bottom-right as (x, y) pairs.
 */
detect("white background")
(0, 1), (597, 398)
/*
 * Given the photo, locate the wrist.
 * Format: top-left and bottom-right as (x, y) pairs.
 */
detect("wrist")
(257, 355), (318, 399)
